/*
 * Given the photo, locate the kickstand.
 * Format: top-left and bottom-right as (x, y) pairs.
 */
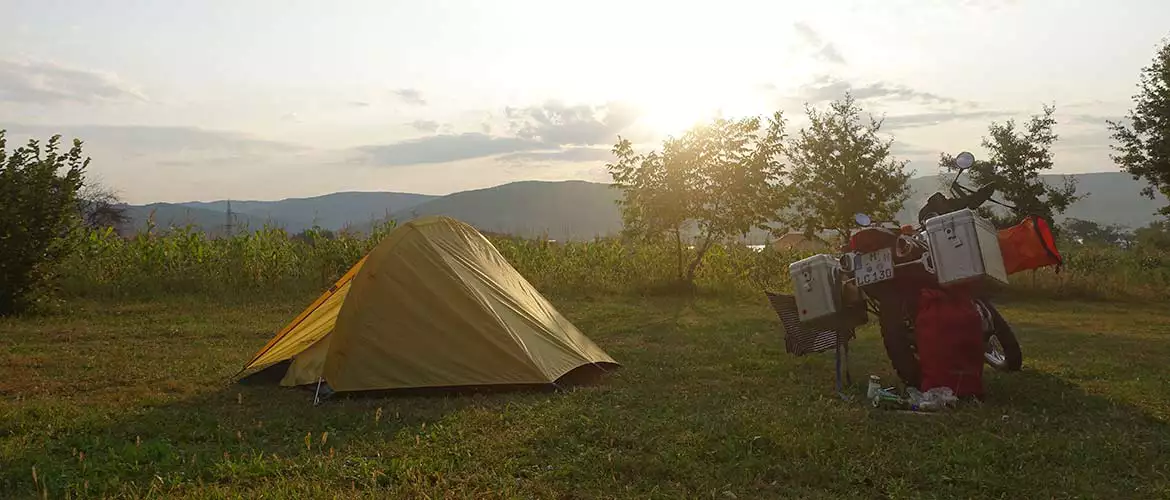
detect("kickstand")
(835, 335), (853, 401)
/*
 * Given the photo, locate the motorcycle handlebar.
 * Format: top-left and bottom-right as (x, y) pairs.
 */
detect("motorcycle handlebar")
(965, 181), (998, 210)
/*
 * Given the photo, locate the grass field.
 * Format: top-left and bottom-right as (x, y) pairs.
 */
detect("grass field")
(2, 293), (1168, 499)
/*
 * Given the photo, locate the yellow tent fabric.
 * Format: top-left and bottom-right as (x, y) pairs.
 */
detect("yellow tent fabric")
(240, 216), (618, 392)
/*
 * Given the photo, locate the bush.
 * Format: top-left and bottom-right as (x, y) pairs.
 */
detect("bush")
(0, 131), (88, 315)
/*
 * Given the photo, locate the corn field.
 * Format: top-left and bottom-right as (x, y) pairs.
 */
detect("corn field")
(55, 220), (813, 301)
(52, 221), (1170, 303)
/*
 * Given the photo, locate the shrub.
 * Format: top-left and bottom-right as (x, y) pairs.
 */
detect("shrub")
(0, 131), (88, 315)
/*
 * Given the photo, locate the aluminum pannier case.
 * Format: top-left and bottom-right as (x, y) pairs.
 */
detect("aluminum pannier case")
(924, 208), (1008, 286)
(788, 253), (843, 325)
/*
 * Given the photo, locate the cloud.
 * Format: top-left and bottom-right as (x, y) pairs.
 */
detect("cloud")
(890, 143), (941, 157)
(499, 147), (614, 164)
(505, 100), (640, 146)
(1067, 113), (1122, 127)
(353, 101), (640, 167)
(2, 123), (294, 152)
(408, 120), (441, 133)
(958, 0), (1023, 10)
(875, 109), (1123, 133)
(1054, 130), (1115, 151)
(393, 88), (426, 106)
(878, 110), (1008, 130)
(349, 101), (371, 107)
(354, 133), (546, 166)
(0, 123), (303, 168)
(799, 75), (960, 106)
(0, 58), (147, 104)
(792, 22), (846, 65)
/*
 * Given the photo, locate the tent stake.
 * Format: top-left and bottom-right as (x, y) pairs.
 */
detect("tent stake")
(313, 377), (324, 406)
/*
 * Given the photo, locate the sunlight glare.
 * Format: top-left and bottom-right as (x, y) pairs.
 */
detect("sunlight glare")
(627, 79), (772, 140)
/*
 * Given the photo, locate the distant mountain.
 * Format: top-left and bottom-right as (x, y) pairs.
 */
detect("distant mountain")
(386, 180), (623, 241)
(118, 203), (286, 237)
(897, 172), (1167, 230)
(119, 191), (437, 235)
(118, 171), (1166, 241)
(177, 191), (436, 233)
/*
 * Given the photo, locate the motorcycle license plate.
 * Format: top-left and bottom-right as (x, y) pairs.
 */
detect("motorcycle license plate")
(856, 247), (895, 286)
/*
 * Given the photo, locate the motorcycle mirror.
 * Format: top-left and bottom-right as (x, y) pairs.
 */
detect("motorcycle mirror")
(955, 151), (975, 170)
(854, 213), (872, 227)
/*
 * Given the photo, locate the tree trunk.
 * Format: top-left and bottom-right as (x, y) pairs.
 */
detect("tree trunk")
(684, 232), (716, 289)
(674, 226), (684, 282)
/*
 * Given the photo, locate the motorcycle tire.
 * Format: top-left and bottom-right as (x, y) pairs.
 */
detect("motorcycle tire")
(877, 296), (922, 388)
(978, 299), (1023, 372)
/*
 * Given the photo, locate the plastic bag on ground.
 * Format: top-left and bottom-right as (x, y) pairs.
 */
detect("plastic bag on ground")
(907, 386), (958, 411)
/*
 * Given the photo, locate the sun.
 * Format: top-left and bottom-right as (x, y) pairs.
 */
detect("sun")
(629, 81), (772, 139)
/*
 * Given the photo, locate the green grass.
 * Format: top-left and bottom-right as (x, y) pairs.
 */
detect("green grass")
(2, 293), (1168, 499)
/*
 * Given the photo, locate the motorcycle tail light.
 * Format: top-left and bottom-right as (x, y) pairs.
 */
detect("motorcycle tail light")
(849, 229), (893, 253)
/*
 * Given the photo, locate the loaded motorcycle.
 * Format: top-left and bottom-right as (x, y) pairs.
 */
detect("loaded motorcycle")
(778, 151), (1063, 391)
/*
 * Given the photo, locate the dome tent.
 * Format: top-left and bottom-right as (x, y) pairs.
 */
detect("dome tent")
(236, 216), (619, 395)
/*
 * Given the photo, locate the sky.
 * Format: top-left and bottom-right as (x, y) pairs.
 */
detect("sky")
(1, 0), (1168, 204)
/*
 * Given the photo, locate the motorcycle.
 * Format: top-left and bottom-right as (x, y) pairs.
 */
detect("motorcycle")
(827, 151), (1032, 388)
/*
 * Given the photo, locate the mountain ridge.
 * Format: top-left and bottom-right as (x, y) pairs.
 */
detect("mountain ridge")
(116, 172), (1167, 241)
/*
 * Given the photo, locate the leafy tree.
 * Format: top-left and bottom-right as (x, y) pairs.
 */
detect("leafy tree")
(0, 131), (89, 315)
(293, 226), (337, 243)
(944, 104), (1081, 228)
(1135, 220), (1170, 250)
(1060, 218), (1132, 246)
(77, 181), (129, 231)
(1108, 37), (1170, 216)
(781, 93), (911, 244)
(607, 112), (788, 287)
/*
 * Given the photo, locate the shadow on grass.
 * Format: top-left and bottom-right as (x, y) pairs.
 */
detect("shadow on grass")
(0, 364), (622, 498)
(494, 354), (1170, 498)
(3, 295), (1167, 498)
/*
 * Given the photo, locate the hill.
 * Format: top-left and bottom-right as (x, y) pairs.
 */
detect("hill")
(177, 191), (436, 233)
(117, 203), (287, 237)
(118, 172), (1166, 240)
(897, 173), (1167, 230)
(119, 192), (437, 235)
(386, 180), (622, 241)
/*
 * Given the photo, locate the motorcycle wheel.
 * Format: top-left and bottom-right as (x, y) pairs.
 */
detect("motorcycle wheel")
(877, 296), (922, 388)
(976, 299), (1023, 371)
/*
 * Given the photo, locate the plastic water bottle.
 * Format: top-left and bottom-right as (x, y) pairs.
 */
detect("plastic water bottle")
(867, 375), (881, 400)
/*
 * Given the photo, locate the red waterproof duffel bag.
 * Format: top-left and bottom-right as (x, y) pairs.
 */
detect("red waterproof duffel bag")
(915, 287), (984, 398)
(998, 215), (1063, 275)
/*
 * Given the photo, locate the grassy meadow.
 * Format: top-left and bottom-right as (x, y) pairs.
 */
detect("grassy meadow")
(1, 223), (1169, 498)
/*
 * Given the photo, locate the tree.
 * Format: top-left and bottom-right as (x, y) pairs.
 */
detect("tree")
(946, 104), (1081, 228)
(781, 93), (911, 244)
(1108, 37), (1170, 216)
(1060, 218), (1132, 246)
(1135, 220), (1170, 250)
(607, 112), (788, 287)
(0, 130), (89, 315)
(77, 181), (129, 231)
(293, 226), (336, 243)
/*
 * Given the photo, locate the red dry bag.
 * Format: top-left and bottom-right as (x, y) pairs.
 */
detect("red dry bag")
(998, 215), (1063, 275)
(915, 287), (984, 398)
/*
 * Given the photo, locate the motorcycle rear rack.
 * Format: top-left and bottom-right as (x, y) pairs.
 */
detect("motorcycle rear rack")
(765, 291), (856, 399)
